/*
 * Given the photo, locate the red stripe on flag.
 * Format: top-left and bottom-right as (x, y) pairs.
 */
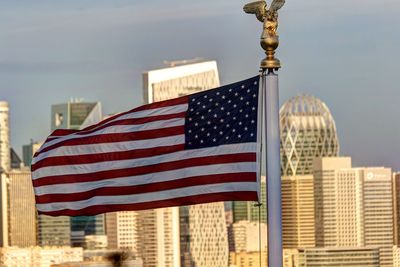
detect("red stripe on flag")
(32, 144), (185, 171)
(50, 129), (79, 137)
(33, 153), (257, 187)
(36, 125), (184, 156)
(37, 191), (259, 216)
(35, 173), (257, 204)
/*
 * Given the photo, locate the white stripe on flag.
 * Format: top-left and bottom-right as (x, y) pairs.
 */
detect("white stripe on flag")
(34, 162), (256, 195)
(32, 143), (257, 180)
(36, 182), (258, 212)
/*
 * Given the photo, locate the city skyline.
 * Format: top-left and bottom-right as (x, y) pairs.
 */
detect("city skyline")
(0, 0), (399, 171)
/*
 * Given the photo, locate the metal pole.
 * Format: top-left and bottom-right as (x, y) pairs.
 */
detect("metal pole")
(243, 1), (285, 266)
(263, 70), (282, 267)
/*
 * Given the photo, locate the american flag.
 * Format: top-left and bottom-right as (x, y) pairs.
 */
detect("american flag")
(31, 76), (261, 216)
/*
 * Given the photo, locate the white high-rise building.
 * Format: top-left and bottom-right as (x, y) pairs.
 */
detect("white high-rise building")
(0, 168), (37, 247)
(0, 101), (10, 172)
(140, 60), (228, 267)
(313, 157), (394, 266)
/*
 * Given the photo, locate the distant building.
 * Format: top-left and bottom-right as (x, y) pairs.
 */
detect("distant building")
(52, 259), (143, 267)
(70, 215), (106, 248)
(22, 141), (42, 167)
(106, 211), (137, 251)
(291, 247), (380, 267)
(39, 99), (104, 247)
(10, 148), (22, 169)
(280, 95), (340, 249)
(228, 221), (267, 253)
(229, 251), (267, 267)
(314, 157), (394, 266)
(0, 246), (83, 267)
(281, 175), (315, 248)
(232, 176), (266, 224)
(280, 95), (340, 176)
(394, 172), (400, 246)
(0, 168), (37, 247)
(0, 101), (10, 171)
(141, 60), (227, 267)
(142, 60), (219, 104)
(6, 168), (37, 247)
(51, 100), (102, 131)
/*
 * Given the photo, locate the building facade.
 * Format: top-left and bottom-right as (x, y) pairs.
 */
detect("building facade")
(228, 221), (267, 253)
(22, 141), (43, 167)
(0, 101), (10, 172)
(393, 172), (400, 246)
(295, 247), (380, 267)
(51, 100), (102, 131)
(106, 211), (137, 251)
(313, 157), (394, 266)
(280, 95), (340, 248)
(281, 175), (315, 248)
(6, 168), (37, 247)
(0, 247), (83, 267)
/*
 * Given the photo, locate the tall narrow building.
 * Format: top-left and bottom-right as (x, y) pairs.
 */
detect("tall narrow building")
(141, 59), (228, 267)
(0, 168), (37, 247)
(280, 95), (340, 248)
(0, 102), (10, 172)
(394, 172), (400, 246)
(313, 157), (394, 266)
(38, 100), (104, 247)
(6, 168), (37, 247)
(106, 211), (137, 252)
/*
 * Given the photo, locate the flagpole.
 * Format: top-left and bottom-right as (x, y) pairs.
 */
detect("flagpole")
(244, 1), (285, 266)
(263, 70), (282, 267)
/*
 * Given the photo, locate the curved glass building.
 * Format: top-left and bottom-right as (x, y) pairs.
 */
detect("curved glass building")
(280, 95), (340, 176)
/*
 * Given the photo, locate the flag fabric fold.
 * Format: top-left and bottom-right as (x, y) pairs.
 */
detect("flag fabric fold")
(31, 76), (261, 216)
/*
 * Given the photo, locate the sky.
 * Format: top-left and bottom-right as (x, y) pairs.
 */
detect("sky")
(0, 0), (399, 171)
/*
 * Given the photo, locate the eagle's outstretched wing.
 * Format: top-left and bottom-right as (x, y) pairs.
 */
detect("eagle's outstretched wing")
(269, 0), (285, 12)
(243, 1), (267, 22)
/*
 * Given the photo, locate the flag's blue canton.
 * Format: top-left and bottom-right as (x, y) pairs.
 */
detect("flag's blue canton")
(185, 76), (259, 149)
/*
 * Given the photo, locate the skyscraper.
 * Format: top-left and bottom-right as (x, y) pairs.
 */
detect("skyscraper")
(313, 157), (394, 266)
(106, 211), (137, 251)
(280, 95), (340, 248)
(51, 100), (102, 131)
(394, 172), (400, 246)
(0, 168), (37, 247)
(39, 99), (104, 247)
(280, 95), (339, 176)
(5, 168), (37, 247)
(22, 141), (42, 167)
(0, 101), (10, 172)
(141, 59), (228, 267)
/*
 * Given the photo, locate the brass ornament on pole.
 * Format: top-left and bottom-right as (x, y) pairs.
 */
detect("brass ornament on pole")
(243, 0), (285, 70)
